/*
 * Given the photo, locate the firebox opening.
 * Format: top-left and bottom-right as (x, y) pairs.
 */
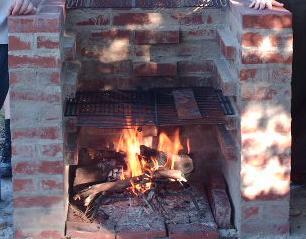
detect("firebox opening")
(65, 122), (237, 238)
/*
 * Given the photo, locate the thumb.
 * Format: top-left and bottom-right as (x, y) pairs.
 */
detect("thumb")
(272, 0), (284, 7)
(7, 2), (15, 16)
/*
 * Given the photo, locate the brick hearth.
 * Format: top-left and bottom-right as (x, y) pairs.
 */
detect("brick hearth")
(8, 0), (292, 238)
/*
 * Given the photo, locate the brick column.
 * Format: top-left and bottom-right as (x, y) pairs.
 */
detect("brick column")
(8, 1), (66, 238)
(229, 1), (292, 237)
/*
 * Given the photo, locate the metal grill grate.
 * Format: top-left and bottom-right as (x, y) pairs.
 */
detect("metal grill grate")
(65, 87), (234, 128)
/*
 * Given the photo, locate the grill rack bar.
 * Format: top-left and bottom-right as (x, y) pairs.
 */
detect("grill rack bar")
(64, 87), (235, 128)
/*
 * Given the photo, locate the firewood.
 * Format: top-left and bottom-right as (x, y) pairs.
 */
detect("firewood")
(172, 154), (194, 174)
(73, 164), (112, 191)
(140, 145), (194, 174)
(154, 169), (187, 182)
(73, 175), (149, 206)
(140, 145), (167, 166)
(74, 179), (130, 205)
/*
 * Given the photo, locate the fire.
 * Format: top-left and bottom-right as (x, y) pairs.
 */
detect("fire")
(117, 128), (143, 178)
(158, 129), (183, 170)
(116, 128), (184, 195)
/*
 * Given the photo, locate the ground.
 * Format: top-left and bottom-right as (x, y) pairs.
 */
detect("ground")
(0, 178), (13, 239)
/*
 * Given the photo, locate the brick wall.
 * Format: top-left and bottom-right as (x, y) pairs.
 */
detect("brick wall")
(227, 1), (292, 237)
(8, 0), (66, 238)
(65, 6), (235, 94)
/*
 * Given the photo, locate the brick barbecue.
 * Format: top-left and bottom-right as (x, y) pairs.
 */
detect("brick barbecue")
(8, 0), (292, 238)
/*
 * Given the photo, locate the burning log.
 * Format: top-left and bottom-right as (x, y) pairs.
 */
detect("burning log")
(73, 175), (149, 206)
(154, 169), (187, 182)
(140, 145), (167, 166)
(73, 169), (187, 207)
(140, 145), (194, 174)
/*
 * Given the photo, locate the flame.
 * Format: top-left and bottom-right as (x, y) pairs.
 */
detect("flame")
(117, 128), (143, 178)
(116, 128), (184, 195)
(158, 129), (183, 170)
(187, 138), (191, 155)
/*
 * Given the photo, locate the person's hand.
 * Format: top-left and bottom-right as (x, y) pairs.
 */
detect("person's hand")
(8, 0), (36, 16)
(249, 0), (284, 10)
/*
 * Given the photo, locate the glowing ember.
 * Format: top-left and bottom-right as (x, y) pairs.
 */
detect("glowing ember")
(116, 128), (185, 195)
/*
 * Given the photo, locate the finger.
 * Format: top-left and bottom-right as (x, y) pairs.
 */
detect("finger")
(254, 0), (261, 9)
(272, 0), (284, 7)
(267, 1), (273, 9)
(259, 0), (266, 9)
(12, 0), (23, 15)
(249, 0), (256, 8)
(7, 3), (14, 16)
(19, 0), (30, 15)
(24, 4), (35, 15)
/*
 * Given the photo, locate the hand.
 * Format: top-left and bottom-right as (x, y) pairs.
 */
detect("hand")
(249, 0), (284, 10)
(8, 0), (36, 16)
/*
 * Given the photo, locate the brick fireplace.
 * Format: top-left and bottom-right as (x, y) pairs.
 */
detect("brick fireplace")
(8, 0), (292, 238)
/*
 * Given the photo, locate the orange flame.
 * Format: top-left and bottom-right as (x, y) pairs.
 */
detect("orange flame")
(158, 129), (183, 170)
(116, 128), (184, 195)
(187, 138), (191, 155)
(117, 128), (143, 178)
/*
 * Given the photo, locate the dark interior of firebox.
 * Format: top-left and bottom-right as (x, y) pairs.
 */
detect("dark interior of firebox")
(64, 87), (236, 237)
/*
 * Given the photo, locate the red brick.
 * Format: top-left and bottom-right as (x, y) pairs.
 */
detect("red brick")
(240, 69), (257, 81)
(40, 179), (63, 191)
(38, 161), (64, 174)
(14, 195), (63, 208)
(91, 29), (131, 39)
(182, 29), (216, 41)
(12, 144), (35, 158)
(168, 224), (219, 239)
(217, 32), (236, 60)
(37, 36), (59, 49)
(13, 162), (38, 174)
(49, 71), (61, 84)
(242, 32), (293, 48)
(10, 70), (33, 86)
(207, 172), (227, 190)
(178, 60), (214, 75)
(133, 62), (177, 76)
(76, 15), (109, 26)
(116, 230), (166, 239)
(134, 30), (179, 44)
(15, 230), (63, 239)
(208, 189), (232, 229)
(11, 90), (61, 103)
(207, 15), (213, 24)
(66, 221), (115, 239)
(243, 206), (260, 220)
(243, 14), (292, 29)
(13, 178), (35, 192)
(241, 222), (290, 236)
(242, 32), (263, 47)
(9, 36), (32, 50)
(36, 13), (63, 33)
(172, 13), (204, 25)
(113, 13), (153, 26)
(9, 55), (61, 68)
(242, 86), (277, 101)
(12, 127), (61, 140)
(242, 51), (292, 64)
(242, 189), (289, 201)
(135, 0), (180, 8)
(81, 60), (132, 75)
(40, 143), (63, 157)
(8, 15), (35, 33)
